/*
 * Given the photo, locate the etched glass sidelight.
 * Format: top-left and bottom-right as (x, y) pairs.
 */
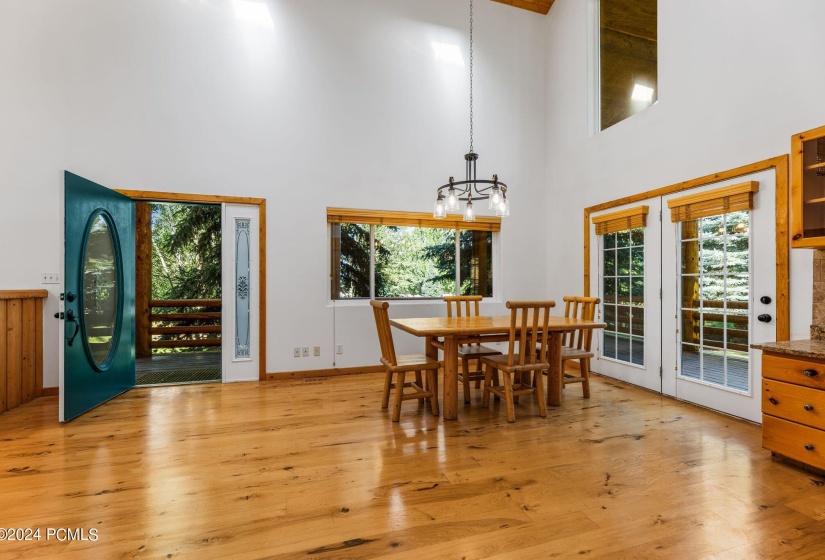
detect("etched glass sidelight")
(235, 218), (251, 359)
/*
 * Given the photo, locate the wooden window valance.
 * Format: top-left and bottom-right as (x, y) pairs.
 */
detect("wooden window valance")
(326, 208), (501, 232)
(592, 205), (649, 235)
(667, 181), (759, 223)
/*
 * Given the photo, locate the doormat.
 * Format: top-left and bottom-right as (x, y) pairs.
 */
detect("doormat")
(136, 368), (221, 386)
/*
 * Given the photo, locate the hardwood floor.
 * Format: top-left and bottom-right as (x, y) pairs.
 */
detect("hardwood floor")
(1, 373), (824, 559)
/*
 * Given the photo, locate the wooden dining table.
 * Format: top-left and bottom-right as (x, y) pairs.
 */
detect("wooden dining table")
(389, 315), (606, 420)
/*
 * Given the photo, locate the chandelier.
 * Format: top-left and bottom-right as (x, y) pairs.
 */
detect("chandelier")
(433, 0), (509, 222)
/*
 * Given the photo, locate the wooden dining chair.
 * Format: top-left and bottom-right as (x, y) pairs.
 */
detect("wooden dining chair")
(444, 295), (502, 403)
(480, 300), (555, 423)
(370, 300), (441, 422)
(558, 296), (600, 398)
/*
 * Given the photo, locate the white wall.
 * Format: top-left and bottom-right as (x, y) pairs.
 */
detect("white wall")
(544, 0), (821, 340)
(0, 0), (548, 386)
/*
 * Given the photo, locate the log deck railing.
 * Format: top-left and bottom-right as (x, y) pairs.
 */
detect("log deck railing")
(149, 299), (221, 350)
(683, 299), (750, 353)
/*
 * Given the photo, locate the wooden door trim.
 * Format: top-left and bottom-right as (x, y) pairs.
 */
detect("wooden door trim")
(117, 190), (268, 380)
(583, 154), (790, 341)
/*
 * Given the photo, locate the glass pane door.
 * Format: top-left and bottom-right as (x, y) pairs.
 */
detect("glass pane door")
(661, 170), (776, 423)
(590, 198), (662, 392)
(678, 211), (750, 392)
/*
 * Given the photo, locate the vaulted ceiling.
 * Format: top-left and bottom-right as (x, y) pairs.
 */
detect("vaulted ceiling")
(490, 0), (554, 16)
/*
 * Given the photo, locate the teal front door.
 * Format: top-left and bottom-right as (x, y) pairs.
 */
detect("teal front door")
(62, 171), (135, 422)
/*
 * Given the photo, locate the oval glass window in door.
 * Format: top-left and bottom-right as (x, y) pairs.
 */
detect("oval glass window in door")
(82, 212), (121, 368)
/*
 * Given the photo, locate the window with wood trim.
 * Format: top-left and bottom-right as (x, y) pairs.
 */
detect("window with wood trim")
(599, 0), (658, 130)
(671, 184), (755, 392)
(328, 209), (498, 300)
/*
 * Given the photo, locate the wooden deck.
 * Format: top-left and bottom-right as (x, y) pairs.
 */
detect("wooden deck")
(136, 350), (221, 385)
(1, 373), (824, 558)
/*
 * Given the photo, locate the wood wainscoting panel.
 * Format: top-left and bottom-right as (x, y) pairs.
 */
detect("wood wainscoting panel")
(0, 299), (6, 412)
(0, 290), (48, 415)
(6, 298), (22, 410)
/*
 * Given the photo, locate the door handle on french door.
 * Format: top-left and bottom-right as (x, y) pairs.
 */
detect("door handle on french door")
(757, 314), (772, 323)
(760, 296), (772, 304)
(65, 308), (80, 346)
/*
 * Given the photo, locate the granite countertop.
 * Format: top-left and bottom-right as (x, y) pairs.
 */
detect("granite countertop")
(751, 339), (825, 360)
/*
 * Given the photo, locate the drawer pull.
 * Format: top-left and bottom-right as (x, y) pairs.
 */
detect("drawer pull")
(769, 397), (779, 405)
(804, 404), (814, 411)
(804, 444), (815, 451)
(803, 369), (819, 377)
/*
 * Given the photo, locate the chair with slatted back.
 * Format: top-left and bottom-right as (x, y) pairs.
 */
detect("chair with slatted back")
(443, 295), (502, 403)
(480, 300), (554, 423)
(559, 296), (600, 398)
(370, 300), (441, 422)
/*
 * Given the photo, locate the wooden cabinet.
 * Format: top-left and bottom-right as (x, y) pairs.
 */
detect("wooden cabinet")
(762, 353), (825, 470)
(791, 124), (825, 248)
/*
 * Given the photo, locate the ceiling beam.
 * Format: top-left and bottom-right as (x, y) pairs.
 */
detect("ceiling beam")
(489, 0), (554, 16)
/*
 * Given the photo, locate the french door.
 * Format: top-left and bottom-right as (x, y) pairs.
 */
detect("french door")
(589, 199), (662, 392)
(662, 171), (776, 422)
(591, 170), (776, 422)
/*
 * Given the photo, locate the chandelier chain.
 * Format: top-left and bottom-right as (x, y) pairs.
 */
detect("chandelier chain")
(469, 0), (473, 153)
(432, 0), (509, 220)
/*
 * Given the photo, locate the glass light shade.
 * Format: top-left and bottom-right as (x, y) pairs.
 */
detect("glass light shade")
(495, 196), (510, 217)
(446, 187), (459, 211)
(464, 200), (475, 222)
(488, 186), (501, 209)
(433, 198), (446, 218)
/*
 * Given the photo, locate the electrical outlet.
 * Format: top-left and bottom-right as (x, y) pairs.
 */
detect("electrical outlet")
(336, 344), (343, 355)
(302, 346), (309, 357)
(41, 272), (60, 284)
(293, 347), (301, 358)
(313, 346), (320, 357)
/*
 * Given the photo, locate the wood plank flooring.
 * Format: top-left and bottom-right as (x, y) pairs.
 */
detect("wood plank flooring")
(1, 373), (824, 559)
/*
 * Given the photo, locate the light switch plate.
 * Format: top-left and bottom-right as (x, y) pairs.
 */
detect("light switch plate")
(41, 272), (60, 284)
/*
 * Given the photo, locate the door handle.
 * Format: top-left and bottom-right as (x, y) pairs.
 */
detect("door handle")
(65, 308), (80, 347)
(757, 314), (772, 323)
(760, 296), (772, 304)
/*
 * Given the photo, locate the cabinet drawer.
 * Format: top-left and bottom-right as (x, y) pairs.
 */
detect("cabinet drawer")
(762, 379), (825, 430)
(762, 415), (825, 470)
(762, 353), (825, 389)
